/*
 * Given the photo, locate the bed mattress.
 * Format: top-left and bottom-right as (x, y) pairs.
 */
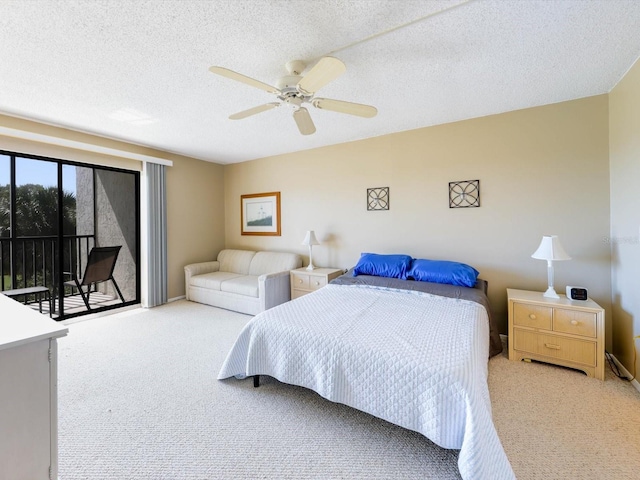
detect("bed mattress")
(218, 283), (514, 480)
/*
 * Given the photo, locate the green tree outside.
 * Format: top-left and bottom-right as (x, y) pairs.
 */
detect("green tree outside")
(1, 183), (76, 290)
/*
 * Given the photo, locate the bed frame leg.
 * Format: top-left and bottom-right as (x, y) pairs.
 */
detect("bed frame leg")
(253, 375), (260, 388)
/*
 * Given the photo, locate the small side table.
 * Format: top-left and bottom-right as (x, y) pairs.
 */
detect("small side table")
(2, 286), (53, 317)
(507, 288), (605, 380)
(290, 267), (343, 300)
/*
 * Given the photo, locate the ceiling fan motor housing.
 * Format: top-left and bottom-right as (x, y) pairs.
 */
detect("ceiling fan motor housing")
(276, 73), (313, 110)
(276, 75), (303, 92)
(285, 60), (306, 76)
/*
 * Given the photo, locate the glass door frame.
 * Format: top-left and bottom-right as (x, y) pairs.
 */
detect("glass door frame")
(0, 148), (141, 320)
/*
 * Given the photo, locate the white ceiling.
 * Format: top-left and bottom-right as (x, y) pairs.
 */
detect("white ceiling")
(0, 0), (639, 165)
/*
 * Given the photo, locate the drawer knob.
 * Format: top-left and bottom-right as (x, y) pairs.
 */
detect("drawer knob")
(314, 281), (320, 286)
(544, 343), (561, 350)
(570, 320), (579, 325)
(529, 314), (537, 320)
(298, 279), (303, 284)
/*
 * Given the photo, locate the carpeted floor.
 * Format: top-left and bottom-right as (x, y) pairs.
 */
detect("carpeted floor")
(57, 300), (640, 479)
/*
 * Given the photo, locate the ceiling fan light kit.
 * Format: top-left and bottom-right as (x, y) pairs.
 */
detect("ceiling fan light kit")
(209, 56), (377, 135)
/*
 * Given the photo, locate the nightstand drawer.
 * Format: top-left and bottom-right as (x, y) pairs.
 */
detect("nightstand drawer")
(538, 333), (596, 366)
(290, 268), (343, 300)
(513, 303), (552, 330)
(291, 273), (310, 290)
(514, 329), (596, 367)
(308, 276), (327, 291)
(553, 308), (597, 337)
(512, 328), (538, 354)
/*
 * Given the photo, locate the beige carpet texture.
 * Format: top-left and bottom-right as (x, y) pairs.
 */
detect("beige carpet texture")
(57, 300), (640, 479)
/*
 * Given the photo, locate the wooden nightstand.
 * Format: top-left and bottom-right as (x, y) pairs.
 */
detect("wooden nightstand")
(290, 267), (343, 299)
(507, 289), (605, 380)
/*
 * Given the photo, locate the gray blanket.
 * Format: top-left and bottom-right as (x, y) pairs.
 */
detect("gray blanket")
(331, 269), (503, 357)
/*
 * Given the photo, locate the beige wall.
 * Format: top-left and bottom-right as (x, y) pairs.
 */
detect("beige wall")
(609, 58), (640, 376)
(0, 97), (617, 342)
(225, 96), (612, 335)
(166, 155), (225, 299)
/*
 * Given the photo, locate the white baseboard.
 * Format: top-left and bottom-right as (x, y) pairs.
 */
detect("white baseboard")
(608, 353), (640, 392)
(141, 296), (185, 308)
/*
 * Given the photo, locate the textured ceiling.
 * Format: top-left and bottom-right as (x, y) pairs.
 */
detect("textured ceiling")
(0, 0), (639, 164)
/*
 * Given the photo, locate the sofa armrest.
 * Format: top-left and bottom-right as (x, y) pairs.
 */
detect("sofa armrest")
(259, 270), (292, 311)
(184, 261), (220, 300)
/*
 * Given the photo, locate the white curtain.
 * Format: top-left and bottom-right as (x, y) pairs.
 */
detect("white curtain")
(146, 162), (167, 307)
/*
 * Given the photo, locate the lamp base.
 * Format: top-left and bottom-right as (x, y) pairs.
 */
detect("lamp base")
(543, 286), (559, 299)
(306, 245), (316, 271)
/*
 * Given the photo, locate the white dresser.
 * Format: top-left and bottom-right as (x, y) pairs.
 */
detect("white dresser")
(0, 293), (68, 480)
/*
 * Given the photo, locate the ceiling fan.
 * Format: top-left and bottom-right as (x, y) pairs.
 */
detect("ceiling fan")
(209, 57), (377, 135)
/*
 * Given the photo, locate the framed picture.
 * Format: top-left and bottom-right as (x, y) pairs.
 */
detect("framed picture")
(241, 192), (281, 236)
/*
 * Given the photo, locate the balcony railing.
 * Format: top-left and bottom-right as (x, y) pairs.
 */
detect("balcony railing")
(1, 235), (95, 312)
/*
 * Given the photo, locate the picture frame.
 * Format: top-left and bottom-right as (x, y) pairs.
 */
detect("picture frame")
(241, 192), (281, 236)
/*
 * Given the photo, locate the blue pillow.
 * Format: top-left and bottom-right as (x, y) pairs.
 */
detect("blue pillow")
(407, 259), (479, 287)
(352, 253), (412, 279)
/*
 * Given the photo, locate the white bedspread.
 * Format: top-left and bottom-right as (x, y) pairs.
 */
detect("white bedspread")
(218, 284), (515, 480)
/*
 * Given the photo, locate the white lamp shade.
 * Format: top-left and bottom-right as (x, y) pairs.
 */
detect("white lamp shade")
(531, 235), (571, 261)
(301, 230), (320, 246)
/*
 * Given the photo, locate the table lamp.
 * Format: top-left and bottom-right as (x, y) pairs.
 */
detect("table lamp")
(302, 230), (320, 271)
(531, 235), (571, 298)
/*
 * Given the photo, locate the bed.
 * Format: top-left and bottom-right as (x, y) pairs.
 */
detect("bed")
(218, 269), (514, 480)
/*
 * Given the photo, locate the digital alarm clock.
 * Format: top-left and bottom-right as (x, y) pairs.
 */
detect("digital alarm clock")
(566, 286), (588, 301)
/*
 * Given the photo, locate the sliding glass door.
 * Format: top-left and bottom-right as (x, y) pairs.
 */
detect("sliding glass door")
(0, 150), (140, 319)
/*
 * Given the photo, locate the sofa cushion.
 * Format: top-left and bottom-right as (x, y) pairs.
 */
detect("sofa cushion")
(218, 249), (256, 274)
(190, 271), (244, 291)
(220, 275), (260, 297)
(249, 251), (302, 276)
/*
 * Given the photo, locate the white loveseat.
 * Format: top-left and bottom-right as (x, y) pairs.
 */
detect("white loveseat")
(184, 249), (302, 315)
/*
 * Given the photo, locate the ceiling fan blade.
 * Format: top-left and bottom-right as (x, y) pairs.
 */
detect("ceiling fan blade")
(209, 66), (280, 94)
(229, 102), (280, 120)
(312, 98), (378, 118)
(296, 56), (346, 95)
(293, 107), (316, 135)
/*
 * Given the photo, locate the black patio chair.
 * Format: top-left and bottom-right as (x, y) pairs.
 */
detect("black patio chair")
(64, 246), (125, 310)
